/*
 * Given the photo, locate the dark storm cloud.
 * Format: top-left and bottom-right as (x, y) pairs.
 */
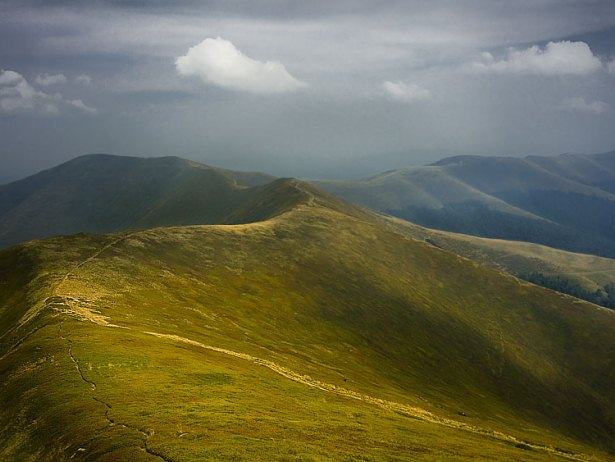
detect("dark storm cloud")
(8, 0), (615, 22)
(1, 0), (615, 180)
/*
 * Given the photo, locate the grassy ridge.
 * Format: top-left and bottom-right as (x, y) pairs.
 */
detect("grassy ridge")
(4, 152), (615, 310)
(2, 182), (615, 460)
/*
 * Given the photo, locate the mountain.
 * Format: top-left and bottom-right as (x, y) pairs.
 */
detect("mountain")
(3, 152), (615, 308)
(4, 152), (615, 309)
(2, 178), (615, 461)
(383, 216), (615, 309)
(313, 151), (615, 258)
(0, 154), (276, 249)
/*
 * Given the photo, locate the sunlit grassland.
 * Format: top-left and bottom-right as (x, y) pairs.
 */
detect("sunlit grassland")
(379, 215), (615, 307)
(2, 188), (615, 461)
(2, 318), (600, 462)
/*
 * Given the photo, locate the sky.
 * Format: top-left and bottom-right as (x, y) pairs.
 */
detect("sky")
(1, 0), (615, 180)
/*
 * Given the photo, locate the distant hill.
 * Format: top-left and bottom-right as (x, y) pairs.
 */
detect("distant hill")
(0, 154), (276, 249)
(2, 179), (615, 460)
(314, 151), (615, 257)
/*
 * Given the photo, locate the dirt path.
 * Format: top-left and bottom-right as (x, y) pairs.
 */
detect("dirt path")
(0, 231), (597, 461)
(56, 234), (135, 290)
(6, 233), (137, 339)
(145, 331), (590, 462)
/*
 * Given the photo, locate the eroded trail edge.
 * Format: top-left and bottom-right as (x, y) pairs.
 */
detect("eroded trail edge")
(145, 331), (589, 462)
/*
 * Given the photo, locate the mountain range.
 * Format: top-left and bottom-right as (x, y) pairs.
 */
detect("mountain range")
(2, 153), (615, 460)
(3, 153), (615, 309)
(2, 171), (615, 460)
(314, 151), (615, 258)
(4, 152), (615, 258)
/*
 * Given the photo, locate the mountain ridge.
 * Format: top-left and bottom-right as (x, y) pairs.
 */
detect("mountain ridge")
(314, 150), (615, 257)
(5, 152), (615, 311)
(3, 183), (615, 460)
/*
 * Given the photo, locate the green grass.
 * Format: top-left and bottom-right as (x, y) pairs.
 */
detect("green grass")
(1, 184), (615, 461)
(2, 320), (599, 462)
(381, 215), (615, 308)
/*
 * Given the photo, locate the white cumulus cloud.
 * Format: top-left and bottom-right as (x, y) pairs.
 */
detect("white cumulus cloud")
(471, 41), (603, 76)
(176, 37), (306, 94)
(559, 96), (609, 115)
(382, 81), (431, 104)
(0, 69), (96, 115)
(35, 73), (67, 86)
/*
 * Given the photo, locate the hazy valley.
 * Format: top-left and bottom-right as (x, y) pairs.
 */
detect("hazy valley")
(315, 151), (615, 258)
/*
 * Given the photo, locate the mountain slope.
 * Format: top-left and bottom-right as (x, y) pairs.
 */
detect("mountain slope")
(314, 151), (615, 257)
(2, 181), (615, 461)
(0, 154), (275, 249)
(3, 152), (615, 308)
(382, 216), (615, 309)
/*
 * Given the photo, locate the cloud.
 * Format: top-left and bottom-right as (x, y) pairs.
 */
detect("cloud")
(608, 59), (615, 75)
(1, 70), (45, 112)
(471, 41), (603, 76)
(382, 81), (431, 104)
(75, 74), (92, 85)
(35, 73), (67, 86)
(0, 69), (96, 115)
(66, 98), (98, 114)
(559, 96), (609, 115)
(176, 37), (306, 94)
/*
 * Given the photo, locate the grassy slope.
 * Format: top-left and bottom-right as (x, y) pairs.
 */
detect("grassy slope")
(381, 216), (615, 299)
(2, 183), (615, 461)
(0, 154), (275, 249)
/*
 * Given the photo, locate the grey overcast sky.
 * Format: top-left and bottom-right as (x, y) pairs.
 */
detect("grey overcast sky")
(1, 0), (615, 180)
